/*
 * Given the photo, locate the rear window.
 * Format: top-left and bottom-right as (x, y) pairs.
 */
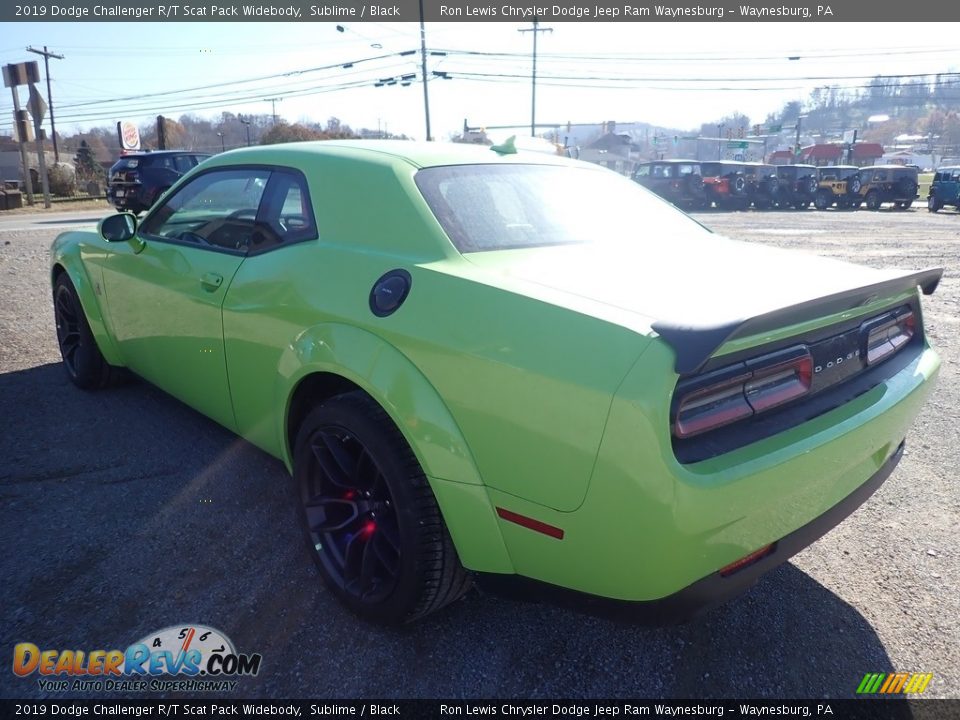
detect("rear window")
(415, 164), (705, 254)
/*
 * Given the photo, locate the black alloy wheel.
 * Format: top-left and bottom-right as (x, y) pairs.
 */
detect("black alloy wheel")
(294, 392), (471, 623)
(53, 274), (120, 390)
(302, 426), (402, 606)
(54, 280), (83, 380)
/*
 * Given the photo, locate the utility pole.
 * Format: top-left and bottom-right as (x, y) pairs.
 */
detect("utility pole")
(26, 46), (64, 163)
(418, 0), (432, 141)
(717, 124), (725, 160)
(264, 97), (282, 124)
(519, 18), (552, 137)
(240, 115), (251, 146)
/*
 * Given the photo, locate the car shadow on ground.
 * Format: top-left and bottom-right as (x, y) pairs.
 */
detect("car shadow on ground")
(0, 363), (902, 700)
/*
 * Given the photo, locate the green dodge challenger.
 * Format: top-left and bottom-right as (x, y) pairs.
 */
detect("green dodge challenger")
(50, 141), (942, 623)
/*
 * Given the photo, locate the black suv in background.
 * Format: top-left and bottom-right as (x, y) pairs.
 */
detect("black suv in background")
(107, 151), (211, 213)
(741, 163), (781, 209)
(775, 164), (819, 209)
(632, 160), (706, 209)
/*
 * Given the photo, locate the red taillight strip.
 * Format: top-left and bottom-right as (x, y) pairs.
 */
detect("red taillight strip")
(864, 310), (915, 366)
(495, 507), (564, 540)
(719, 544), (775, 577)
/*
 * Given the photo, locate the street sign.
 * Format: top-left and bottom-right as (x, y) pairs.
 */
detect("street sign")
(13, 109), (33, 142)
(27, 83), (47, 121)
(727, 141), (748, 149)
(3, 61), (40, 88)
(767, 124), (782, 133)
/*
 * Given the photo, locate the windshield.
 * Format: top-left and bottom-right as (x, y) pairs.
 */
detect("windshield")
(415, 164), (708, 253)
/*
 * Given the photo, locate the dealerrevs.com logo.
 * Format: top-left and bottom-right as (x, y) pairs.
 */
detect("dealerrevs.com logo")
(12, 624), (262, 692)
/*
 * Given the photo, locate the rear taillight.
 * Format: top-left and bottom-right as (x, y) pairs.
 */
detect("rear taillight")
(674, 346), (813, 439)
(863, 310), (915, 365)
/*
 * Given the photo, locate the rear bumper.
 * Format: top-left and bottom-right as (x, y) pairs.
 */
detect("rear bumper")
(484, 342), (939, 604)
(479, 439), (905, 623)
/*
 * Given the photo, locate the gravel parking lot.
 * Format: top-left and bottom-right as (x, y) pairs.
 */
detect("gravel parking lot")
(1, 206), (957, 700)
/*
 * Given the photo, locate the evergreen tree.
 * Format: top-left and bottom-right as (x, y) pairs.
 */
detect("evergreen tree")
(73, 140), (100, 181)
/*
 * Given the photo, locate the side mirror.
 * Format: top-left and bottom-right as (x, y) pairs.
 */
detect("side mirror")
(99, 212), (138, 243)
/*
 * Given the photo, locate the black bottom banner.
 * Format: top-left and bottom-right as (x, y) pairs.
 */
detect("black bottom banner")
(0, 700), (958, 720)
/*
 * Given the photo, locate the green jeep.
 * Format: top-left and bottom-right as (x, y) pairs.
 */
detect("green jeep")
(927, 166), (960, 213)
(813, 166), (862, 210)
(855, 165), (919, 211)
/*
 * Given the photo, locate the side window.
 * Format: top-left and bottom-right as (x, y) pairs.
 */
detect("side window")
(254, 170), (318, 252)
(140, 168), (270, 253)
(173, 155), (195, 173)
(634, 165), (650, 177)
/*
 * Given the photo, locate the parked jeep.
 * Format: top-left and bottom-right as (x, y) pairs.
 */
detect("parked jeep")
(632, 160), (706, 209)
(813, 165), (862, 210)
(854, 165), (919, 210)
(741, 163), (781, 210)
(700, 161), (750, 210)
(927, 166), (960, 212)
(774, 164), (819, 209)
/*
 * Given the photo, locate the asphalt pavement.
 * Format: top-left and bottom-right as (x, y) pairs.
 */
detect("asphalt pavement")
(1, 208), (957, 700)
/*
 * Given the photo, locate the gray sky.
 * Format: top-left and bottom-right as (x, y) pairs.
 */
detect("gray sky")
(1, 21), (958, 140)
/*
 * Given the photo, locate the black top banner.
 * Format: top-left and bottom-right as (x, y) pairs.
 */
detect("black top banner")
(2, 0), (958, 22)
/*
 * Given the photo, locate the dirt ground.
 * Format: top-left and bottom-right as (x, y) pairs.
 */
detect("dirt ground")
(0, 205), (957, 699)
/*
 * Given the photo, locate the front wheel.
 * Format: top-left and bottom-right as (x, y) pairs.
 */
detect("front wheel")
(865, 191), (882, 210)
(928, 195), (942, 213)
(813, 191), (831, 210)
(53, 273), (123, 390)
(294, 392), (471, 624)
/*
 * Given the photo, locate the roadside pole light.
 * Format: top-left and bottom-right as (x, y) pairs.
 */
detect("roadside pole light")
(217, 132), (225, 152)
(239, 116), (251, 146)
(795, 115), (808, 160)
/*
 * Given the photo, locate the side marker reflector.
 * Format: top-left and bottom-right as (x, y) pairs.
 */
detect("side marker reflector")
(495, 507), (564, 540)
(719, 543), (775, 577)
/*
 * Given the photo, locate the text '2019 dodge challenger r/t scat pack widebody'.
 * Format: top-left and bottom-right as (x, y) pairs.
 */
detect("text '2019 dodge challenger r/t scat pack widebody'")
(50, 140), (942, 623)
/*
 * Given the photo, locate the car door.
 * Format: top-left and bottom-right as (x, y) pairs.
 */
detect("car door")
(102, 167), (271, 431)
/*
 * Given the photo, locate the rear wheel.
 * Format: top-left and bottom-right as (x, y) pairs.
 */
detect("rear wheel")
(53, 273), (122, 390)
(865, 191), (882, 210)
(928, 195), (942, 213)
(813, 190), (831, 210)
(294, 392), (471, 624)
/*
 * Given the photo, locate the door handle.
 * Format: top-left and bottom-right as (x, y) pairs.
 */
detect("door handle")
(201, 272), (223, 290)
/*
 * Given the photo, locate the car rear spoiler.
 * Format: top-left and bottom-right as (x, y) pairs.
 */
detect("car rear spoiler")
(653, 267), (944, 375)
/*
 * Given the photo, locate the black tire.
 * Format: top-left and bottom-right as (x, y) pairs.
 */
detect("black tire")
(53, 273), (122, 390)
(794, 199), (810, 210)
(928, 195), (941, 213)
(865, 191), (882, 211)
(849, 176), (862, 194)
(805, 176), (818, 195)
(814, 190), (831, 210)
(294, 392), (471, 624)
